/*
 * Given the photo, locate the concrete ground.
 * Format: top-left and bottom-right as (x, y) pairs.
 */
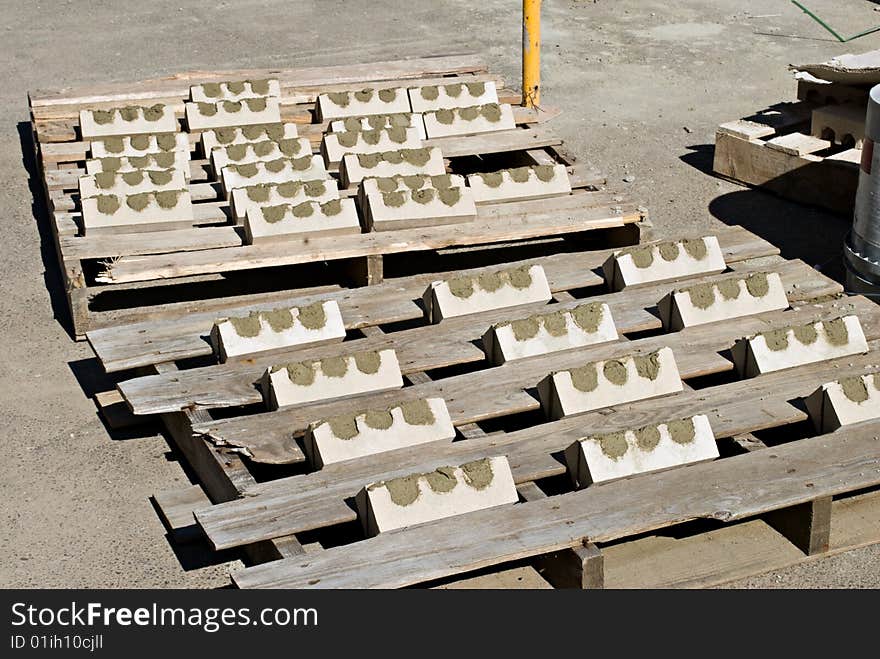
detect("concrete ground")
(1, 0), (879, 588)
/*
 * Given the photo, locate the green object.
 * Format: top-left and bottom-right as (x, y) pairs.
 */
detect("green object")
(791, 0), (880, 42)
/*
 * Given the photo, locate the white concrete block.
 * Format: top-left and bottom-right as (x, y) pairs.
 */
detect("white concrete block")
(78, 169), (187, 199)
(408, 80), (499, 113)
(482, 302), (618, 365)
(339, 147), (445, 187)
(321, 127), (422, 167)
(804, 371), (880, 432)
(230, 179), (339, 221)
(85, 152), (191, 180)
(355, 456), (517, 536)
(359, 174), (465, 198)
(200, 123), (298, 156)
(732, 315), (869, 378)
(244, 198), (361, 244)
(211, 138), (312, 173)
(466, 164), (572, 204)
(564, 415), (719, 487)
(422, 264), (552, 323)
(603, 236), (726, 291)
(316, 88), (410, 121)
(303, 397), (455, 468)
(184, 97), (282, 131)
(363, 185), (476, 231)
(79, 104), (177, 138)
(330, 113), (426, 140)
(810, 103), (865, 147)
(537, 346), (683, 420)
(190, 78), (281, 103)
(80, 189), (194, 234)
(657, 272), (789, 330)
(211, 300), (346, 362)
(220, 156), (328, 195)
(262, 348), (403, 410)
(422, 103), (516, 138)
(91, 133), (189, 159)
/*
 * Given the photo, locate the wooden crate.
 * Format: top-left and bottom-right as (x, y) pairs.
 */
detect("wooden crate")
(89, 223), (880, 588)
(28, 54), (648, 339)
(713, 78), (868, 216)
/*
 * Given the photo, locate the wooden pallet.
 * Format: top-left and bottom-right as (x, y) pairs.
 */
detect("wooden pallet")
(88, 222), (880, 588)
(28, 54), (648, 339)
(713, 78), (868, 216)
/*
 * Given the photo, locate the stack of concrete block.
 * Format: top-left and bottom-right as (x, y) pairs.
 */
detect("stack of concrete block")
(804, 371), (880, 432)
(262, 348), (403, 410)
(244, 197), (360, 243)
(210, 300), (346, 362)
(603, 236), (726, 291)
(732, 315), (869, 377)
(304, 397), (456, 468)
(537, 347), (683, 420)
(422, 264), (552, 323)
(466, 164), (571, 204)
(360, 174), (476, 231)
(355, 455), (518, 536)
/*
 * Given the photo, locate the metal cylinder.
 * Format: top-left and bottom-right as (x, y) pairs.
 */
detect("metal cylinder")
(522, 0), (541, 108)
(846, 84), (880, 297)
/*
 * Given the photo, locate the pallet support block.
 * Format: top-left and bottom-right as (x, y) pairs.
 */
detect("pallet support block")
(803, 371), (880, 432)
(79, 104), (177, 138)
(244, 198), (360, 243)
(211, 300), (346, 362)
(657, 272), (789, 330)
(422, 264), (552, 323)
(564, 415), (719, 487)
(262, 348), (403, 410)
(303, 397), (455, 468)
(467, 164), (571, 204)
(355, 456), (518, 537)
(603, 236), (725, 290)
(765, 496), (833, 556)
(482, 302), (617, 365)
(732, 315), (869, 377)
(537, 347), (684, 420)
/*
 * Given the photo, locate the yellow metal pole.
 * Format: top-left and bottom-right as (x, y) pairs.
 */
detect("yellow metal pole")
(522, 0), (541, 107)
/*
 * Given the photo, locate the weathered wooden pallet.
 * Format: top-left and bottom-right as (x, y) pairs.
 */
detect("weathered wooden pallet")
(28, 54), (648, 339)
(713, 78), (868, 216)
(89, 223), (880, 588)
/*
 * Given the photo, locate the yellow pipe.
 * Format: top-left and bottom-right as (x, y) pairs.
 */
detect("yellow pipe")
(522, 0), (541, 107)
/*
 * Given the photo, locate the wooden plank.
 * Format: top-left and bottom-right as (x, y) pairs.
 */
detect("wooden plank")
(193, 339), (880, 552)
(231, 419), (880, 588)
(61, 226), (243, 260)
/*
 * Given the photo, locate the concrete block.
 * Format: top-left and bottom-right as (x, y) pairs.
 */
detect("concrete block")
(80, 189), (194, 234)
(91, 133), (189, 159)
(220, 156), (328, 195)
(201, 123), (298, 156)
(408, 80), (499, 113)
(230, 178), (339, 220)
(339, 147), (445, 187)
(211, 300), (346, 362)
(466, 164), (572, 204)
(79, 169), (187, 199)
(657, 272), (789, 330)
(602, 236), (726, 291)
(190, 78), (281, 103)
(262, 348), (403, 410)
(355, 456), (517, 536)
(422, 264), (552, 323)
(321, 127), (422, 167)
(804, 371), (880, 432)
(85, 152), (191, 179)
(330, 113), (426, 140)
(363, 185), (476, 231)
(564, 415), (718, 487)
(422, 103), (516, 138)
(316, 87), (410, 121)
(731, 315), (869, 378)
(482, 302), (618, 365)
(184, 97), (282, 131)
(359, 173), (465, 198)
(244, 198), (361, 244)
(211, 137), (312, 173)
(303, 397), (455, 468)
(810, 103), (865, 147)
(537, 346), (683, 420)
(79, 104), (177, 138)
